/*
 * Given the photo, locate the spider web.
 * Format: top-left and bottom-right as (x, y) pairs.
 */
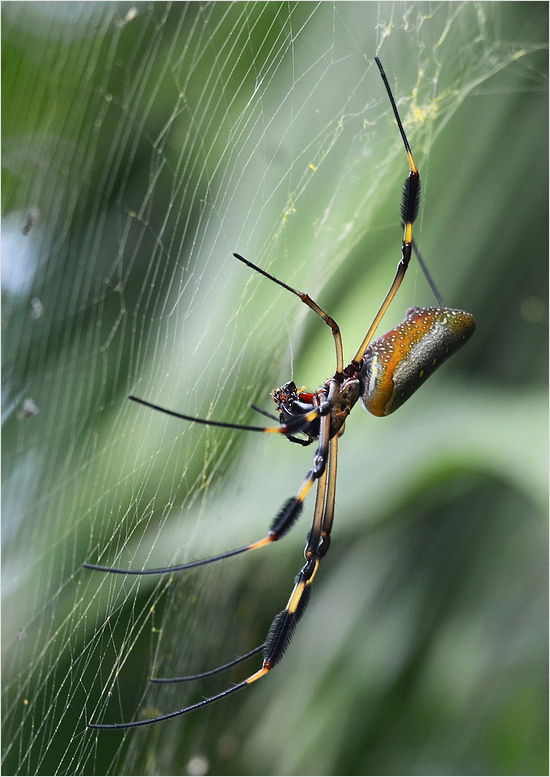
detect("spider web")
(2, 3), (548, 775)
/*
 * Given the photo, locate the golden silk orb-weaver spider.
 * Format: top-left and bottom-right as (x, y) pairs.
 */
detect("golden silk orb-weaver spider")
(84, 58), (476, 729)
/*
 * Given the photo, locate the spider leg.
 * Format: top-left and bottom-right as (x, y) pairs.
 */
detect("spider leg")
(408, 231), (445, 308)
(83, 384), (340, 577)
(88, 408), (334, 730)
(234, 253), (344, 375)
(87, 676), (256, 729)
(351, 57), (421, 366)
(127, 394), (318, 438)
(257, 432), (339, 692)
(250, 403), (279, 422)
(249, 408), (333, 676)
(82, 453), (321, 575)
(265, 430), (339, 676)
(151, 643), (265, 683)
(251, 403), (313, 446)
(316, 432), (338, 560)
(285, 435), (315, 447)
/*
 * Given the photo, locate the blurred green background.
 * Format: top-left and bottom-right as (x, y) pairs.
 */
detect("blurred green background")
(2, 3), (548, 775)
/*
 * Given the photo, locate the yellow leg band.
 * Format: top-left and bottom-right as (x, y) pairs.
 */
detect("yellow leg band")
(245, 666), (270, 685)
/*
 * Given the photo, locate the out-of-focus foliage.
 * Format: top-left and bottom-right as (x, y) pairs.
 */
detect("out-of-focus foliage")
(2, 3), (547, 776)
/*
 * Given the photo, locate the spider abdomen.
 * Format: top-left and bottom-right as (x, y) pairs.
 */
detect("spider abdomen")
(360, 307), (476, 417)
